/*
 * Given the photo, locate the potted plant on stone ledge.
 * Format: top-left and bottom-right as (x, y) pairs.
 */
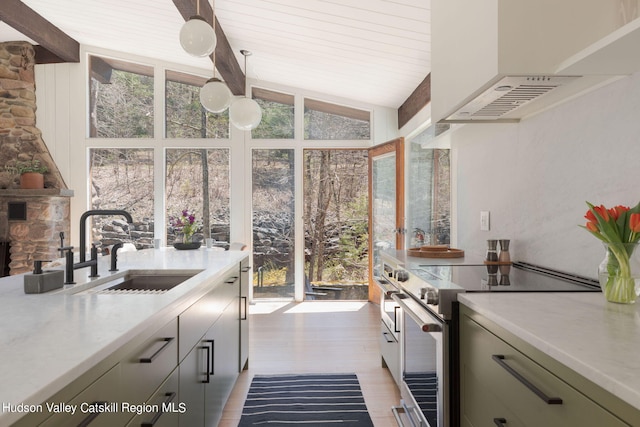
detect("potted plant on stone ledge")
(5, 159), (49, 189)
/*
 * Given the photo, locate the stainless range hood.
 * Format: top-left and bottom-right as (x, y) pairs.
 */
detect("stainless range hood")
(432, 1), (639, 124)
(442, 75), (581, 123)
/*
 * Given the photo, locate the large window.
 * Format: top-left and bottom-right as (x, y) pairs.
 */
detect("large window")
(304, 149), (369, 300)
(165, 149), (230, 245)
(252, 149), (295, 299)
(165, 70), (230, 139)
(89, 148), (155, 249)
(83, 52), (377, 302)
(304, 98), (370, 140)
(89, 56), (154, 138)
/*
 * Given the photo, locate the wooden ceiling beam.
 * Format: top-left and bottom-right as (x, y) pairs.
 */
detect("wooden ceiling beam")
(0, 0), (79, 63)
(172, 0), (245, 96)
(398, 74), (431, 129)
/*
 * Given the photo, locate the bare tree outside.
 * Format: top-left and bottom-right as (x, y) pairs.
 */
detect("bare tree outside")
(304, 150), (369, 300)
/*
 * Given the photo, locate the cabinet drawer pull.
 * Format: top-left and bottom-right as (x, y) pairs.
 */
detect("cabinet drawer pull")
(382, 332), (394, 343)
(492, 354), (563, 404)
(202, 340), (215, 383)
(141, 392), (176, 427)
(225, 276), (239, 284)
(241, 266), (251, 272)
(139, 337), (175, 363)
(394, 306), (400, 333)
(493, 418), (507, 427)
(241, 296), (248, 320)
(76, 401), (106, 427)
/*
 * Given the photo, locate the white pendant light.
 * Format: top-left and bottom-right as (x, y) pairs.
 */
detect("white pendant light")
(179, 0), (216, 57)
(198, 0), (232, 113)
(230, 50), (262, 131)
(200, 77), (232, 113)
(230, 96), (262, 130)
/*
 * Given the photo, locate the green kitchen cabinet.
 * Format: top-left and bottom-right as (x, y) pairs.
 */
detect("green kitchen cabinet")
(179, 271), (240, 427)
(459, 304), (637, 427)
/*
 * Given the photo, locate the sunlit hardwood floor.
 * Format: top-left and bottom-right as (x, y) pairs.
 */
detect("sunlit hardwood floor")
(219, 300), (401, 427)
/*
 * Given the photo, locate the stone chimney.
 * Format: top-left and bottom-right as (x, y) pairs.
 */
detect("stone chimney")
(0, 41), (72, 275)
(0, 41), (66, 189)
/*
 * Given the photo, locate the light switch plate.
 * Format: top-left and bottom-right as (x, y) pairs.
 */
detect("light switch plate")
(480, 211), (490, 231)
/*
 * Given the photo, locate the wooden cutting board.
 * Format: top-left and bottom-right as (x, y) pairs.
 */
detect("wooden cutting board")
(407, 246), (465, 258)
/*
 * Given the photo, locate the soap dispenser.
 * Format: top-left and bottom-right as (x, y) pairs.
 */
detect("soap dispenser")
(23, 260), (65, 294)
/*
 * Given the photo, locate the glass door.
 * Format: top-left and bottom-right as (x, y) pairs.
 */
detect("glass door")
(368, 137), (405, 302)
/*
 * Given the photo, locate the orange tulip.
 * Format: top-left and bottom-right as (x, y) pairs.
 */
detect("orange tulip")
(609, 205), (630, 221)
(630, 213), (640, 233)
(584, 210), (598, 225)
(593, 205), (610, 221)
(586, 222), (599, 232)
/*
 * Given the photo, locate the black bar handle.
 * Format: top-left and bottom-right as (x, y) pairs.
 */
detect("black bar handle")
(382, 332), (394, 343)
(76, 402), (106, 427)
(241, 296), (248, 320)
(225, 276), (239, 284)
(241, 266), (251, 272)
(139, 337), (175, 363)
(141, 392), (176, 427)
(493, 418), (507, 427)
(202, 345), (211, 383)
(205, 339), (215, 375)
(394, 305), (401, 333)
(492, 355), (563, 404)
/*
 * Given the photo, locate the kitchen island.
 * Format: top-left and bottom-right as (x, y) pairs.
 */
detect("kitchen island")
(0, 248), (249, 427)
(458, 292), (640, 426)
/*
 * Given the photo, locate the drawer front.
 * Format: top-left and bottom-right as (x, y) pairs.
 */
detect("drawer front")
(179, 274), (239, 361)
(120, 317), (178, 403)
(39, 364), (129, 427)
(461, 363), (526, 427)
(461, 314), (628, 427)
(379, 321), (401, 386)
(125, 368), (180, 427)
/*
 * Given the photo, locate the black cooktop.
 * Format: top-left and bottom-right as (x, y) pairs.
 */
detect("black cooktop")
(410, 261), (601, 293)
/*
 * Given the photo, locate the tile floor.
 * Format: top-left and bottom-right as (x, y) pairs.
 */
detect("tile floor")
(219, 300), (401, 427)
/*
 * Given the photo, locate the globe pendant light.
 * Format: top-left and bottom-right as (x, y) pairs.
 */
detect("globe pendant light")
(199, 0), (232, 113)
(179, 0), (216, 57)
(229, 50), (262, 131)
(200, 77), (232, 113)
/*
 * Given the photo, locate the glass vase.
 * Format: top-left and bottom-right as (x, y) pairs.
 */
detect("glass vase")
(598, 243), (640, 304)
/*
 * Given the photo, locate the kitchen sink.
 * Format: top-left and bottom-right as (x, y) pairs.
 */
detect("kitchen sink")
(63, 269), (203, 295)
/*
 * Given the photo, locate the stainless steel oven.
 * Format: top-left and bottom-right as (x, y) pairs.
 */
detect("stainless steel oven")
(392, 292), (448, 427)
(384, 251), (602, 427)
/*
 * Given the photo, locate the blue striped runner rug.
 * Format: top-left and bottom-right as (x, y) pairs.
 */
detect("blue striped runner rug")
(239, 373), (374, 426)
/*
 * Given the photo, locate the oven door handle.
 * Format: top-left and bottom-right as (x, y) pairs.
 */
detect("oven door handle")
(374, 276), (400, 295)
(392, 293), (442, 332)
(391, 401), (421, 427)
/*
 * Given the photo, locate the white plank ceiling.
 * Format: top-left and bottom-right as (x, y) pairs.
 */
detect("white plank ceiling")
(0, 0), (430, 108)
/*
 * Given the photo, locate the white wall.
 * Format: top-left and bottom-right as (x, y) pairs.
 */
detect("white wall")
(452, 71), (640, 277)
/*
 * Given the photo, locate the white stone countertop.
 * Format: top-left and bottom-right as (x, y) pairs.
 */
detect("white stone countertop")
(458, 292), (640, 411)
(0, 248), (248, 426)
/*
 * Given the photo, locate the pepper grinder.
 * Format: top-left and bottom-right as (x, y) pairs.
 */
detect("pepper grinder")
(498, 239), (511, 274)
(486, 240), (498, 262)
(486, 240), (498, 274)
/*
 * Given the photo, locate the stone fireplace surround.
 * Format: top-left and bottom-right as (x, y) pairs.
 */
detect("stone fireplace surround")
(0, 42), (71, 275)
